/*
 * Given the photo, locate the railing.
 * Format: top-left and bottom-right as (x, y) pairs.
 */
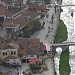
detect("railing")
(48, 4), (75, 7)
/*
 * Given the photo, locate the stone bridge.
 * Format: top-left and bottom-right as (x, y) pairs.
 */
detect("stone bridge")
(51, 42), (75, 51)
(48, 4), (75, 7)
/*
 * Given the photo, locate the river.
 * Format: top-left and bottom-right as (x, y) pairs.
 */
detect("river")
(55, 0), (75, 75)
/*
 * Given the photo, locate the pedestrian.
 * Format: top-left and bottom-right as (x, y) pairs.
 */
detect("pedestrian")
(17, 68), (18, 71)
(22, 71), (25, 75)
(17, 72), (19, 75)
(46, 34), (48, 38)
(48, 26), (50, 31)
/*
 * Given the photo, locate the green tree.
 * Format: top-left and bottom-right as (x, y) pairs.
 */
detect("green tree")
(31, 19), (41, 33)
(23, 19), (41, 37)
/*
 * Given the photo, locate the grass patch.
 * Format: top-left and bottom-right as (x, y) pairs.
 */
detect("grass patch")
(59, 49), (70, 75)
(53, 20), (71, 75)
(54, 20), (68, 43)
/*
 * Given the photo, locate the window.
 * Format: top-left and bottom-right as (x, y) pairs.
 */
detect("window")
(3, 52), (5, 56)
(6, 52), (7, 55)
(14, 52), (16, 55)
(11, 52), (13, 55)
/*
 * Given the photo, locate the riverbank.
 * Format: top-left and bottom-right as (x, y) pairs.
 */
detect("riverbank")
(54, 20), (71, 75)
(59, 48), (70, 75)
(54, 20), (67, 43)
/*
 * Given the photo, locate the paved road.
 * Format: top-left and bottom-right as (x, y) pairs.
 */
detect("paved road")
(0, 63), (30, 75)
(31, 7), (59, 51)
(31, 6), (60, 75)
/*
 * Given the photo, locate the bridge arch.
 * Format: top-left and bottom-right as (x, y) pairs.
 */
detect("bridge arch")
(52, 45), (69, 52)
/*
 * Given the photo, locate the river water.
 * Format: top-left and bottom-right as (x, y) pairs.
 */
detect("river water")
(54, 0), (75, 75)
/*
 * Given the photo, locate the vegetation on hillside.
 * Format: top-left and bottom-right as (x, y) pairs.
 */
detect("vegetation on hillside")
(23, 19), (41, 38)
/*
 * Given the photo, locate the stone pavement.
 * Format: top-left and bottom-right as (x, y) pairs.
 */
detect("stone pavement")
(0, 63), (30, 75)
(31, 7), (58, 75)
(31, 5), (60, 75)
(31, 6), (59, 51)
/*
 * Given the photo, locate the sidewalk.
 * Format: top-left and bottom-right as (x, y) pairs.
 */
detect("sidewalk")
(31, 6), (59, 75)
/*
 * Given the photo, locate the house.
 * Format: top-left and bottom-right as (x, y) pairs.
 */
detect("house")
(17, 38), (46, 63)
(28, 3), (46, 12)
(22, 9), (40, 19)
(3, 15), (26, 37)
(3, 9), (40, 38)
(28, 3), (46, 17)
(0, 0), (26, 19)
(30, 38), (40, 47)
(0, 42), (19, 65)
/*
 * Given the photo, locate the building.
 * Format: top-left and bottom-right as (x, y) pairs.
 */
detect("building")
(0, 4), (24, 37)
(17, 38), (46, 63)
(28, 3), (46, 17)
(3, 9), (40, 38)
(0, 42), (19, 65)
(28, 3), (46, 11)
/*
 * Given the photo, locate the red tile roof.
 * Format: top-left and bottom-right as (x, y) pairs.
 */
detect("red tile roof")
(20, 47), (27, 55)
(5, 8), (23, 17)
(4, 16), (26, 29)
(40, 42), (46, 50)
(28, 3), (46, 11)
(22, 9), (39, 19)
(0, 42), (14, 50)
(30, 38), (40, 47)
(21, 38), (29, 48)
(0, 4), (4, 15)
(4, 9), (39, 29)
(16, 38), (46, 56)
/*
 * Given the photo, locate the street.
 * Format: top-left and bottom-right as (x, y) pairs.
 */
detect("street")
(0, 63), (30, 75)
(31, 7), (59, 51)
(31, 6), (60, 75)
